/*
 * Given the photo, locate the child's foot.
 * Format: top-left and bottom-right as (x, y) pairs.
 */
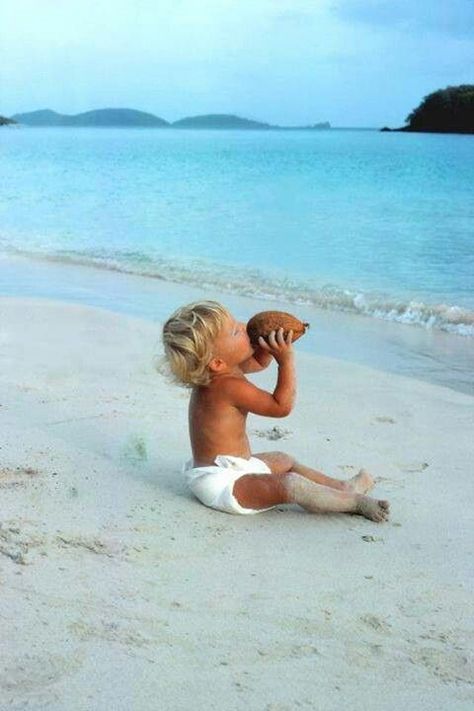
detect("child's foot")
(356, 495), (390, 522)
(343, 468), (375, 495)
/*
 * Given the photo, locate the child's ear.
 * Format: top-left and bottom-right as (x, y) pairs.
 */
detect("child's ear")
(208, 356), (226, 373)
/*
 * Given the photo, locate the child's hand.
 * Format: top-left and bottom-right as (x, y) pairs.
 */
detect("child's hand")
(258, 328), (294, 364)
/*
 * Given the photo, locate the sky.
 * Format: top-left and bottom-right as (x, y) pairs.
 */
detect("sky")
(1, 0), (473, 127)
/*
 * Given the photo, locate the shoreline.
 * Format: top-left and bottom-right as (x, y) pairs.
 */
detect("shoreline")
(1, 252), (473, 396)
(2, 247), (473, 336)
(1, 296), (472, 709)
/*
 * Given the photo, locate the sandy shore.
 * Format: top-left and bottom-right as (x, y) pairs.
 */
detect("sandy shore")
(1, 297), (473, 710)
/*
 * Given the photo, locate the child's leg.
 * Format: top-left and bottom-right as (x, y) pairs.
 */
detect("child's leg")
(253, 451), (374, 494)
(293, 462), (374, 495)
(233, 472), (389, 522)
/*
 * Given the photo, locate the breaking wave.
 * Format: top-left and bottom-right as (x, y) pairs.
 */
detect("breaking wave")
(3, 245), (474, 337)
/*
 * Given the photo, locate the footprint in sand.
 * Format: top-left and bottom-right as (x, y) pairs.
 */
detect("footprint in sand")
(0, 466), (39, 489)
(56, 534), (121, 557)
(409, 645), (474, 684)
(69, 620), (151, 648)
(121, 435), (148, 464)
(0, 652), (83, 693)
(0, 528), (29, 565)
(0, 522), (46, 565)
(251, 426), (292, 441)
(360, 614), (392, 634)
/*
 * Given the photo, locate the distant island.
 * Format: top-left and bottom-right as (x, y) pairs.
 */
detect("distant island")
(8, 108), (331, 130)
(10, 108), (169, 127)
(0, 115), (16, 125)
(172, 114), (271, 129)
(381, 84), (473, 134)
(172, 115), (331, 130)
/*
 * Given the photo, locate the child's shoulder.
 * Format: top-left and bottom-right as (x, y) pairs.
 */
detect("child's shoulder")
(196, 373), (248, 399)
(212, 373), (256, 403)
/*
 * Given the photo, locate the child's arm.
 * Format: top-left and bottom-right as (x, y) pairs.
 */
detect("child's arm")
(240, 346), (273, 373)
(223, 329), (296, 417)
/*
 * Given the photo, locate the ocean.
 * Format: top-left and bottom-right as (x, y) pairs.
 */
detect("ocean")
(1, 126), (473, 393)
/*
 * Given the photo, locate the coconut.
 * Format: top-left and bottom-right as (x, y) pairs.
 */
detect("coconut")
(246, 311), (310, 345)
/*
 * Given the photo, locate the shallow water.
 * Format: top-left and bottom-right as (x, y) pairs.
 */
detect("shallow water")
(1, 127), (473, 336)
(1, 254), (473, 396)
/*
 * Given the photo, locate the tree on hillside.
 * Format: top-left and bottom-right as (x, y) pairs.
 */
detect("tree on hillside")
(405, 85), (474, 134)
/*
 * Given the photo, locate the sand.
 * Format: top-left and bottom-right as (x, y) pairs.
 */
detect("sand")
(0, 296), (473, 710)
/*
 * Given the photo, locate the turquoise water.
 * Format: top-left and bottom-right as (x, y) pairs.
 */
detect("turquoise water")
(1, 127), (473, 335)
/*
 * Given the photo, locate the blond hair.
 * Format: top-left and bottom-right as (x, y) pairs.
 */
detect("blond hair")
(161, 301), (230, 387)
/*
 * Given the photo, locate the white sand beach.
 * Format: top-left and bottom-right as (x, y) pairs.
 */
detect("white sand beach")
(1, 296), (473, 710)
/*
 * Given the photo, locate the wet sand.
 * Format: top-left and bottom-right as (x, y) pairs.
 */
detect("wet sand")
(1, 252), (473, 395)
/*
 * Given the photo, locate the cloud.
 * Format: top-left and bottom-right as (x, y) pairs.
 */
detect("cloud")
(331, 0), (474, 40)
(1, 0), (472, 124)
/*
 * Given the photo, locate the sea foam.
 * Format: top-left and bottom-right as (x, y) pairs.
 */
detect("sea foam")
(5, 245), (473, 338)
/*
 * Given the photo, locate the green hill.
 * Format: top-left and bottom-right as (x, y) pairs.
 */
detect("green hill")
(9, 108), (331, 131)
(382, 85), (474, 134)
(11, 108), (170, 127)
(172, 114), (272, 129)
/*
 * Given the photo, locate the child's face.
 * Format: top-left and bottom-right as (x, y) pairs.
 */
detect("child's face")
(210, 312), (254, 369)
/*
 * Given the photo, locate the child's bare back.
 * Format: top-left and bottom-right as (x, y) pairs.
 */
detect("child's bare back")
(189, 375), (252, 467)
(162, 300), (389, 521)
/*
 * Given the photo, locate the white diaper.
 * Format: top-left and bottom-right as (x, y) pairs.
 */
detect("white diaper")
(183, 454), (274, 515)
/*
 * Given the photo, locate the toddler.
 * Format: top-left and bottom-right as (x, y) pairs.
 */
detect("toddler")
(162, 300), (389, 521)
